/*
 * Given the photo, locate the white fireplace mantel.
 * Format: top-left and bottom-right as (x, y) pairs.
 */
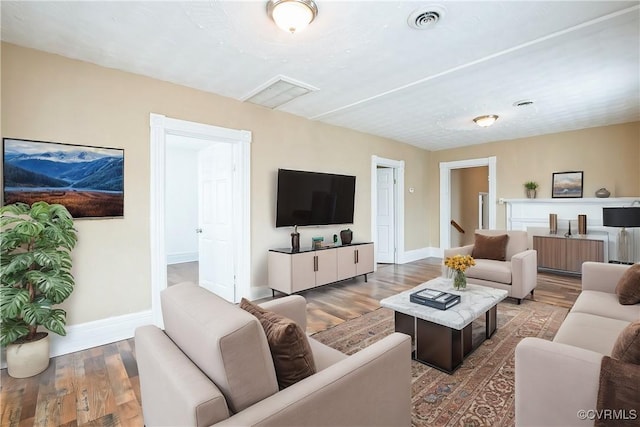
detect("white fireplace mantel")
(504, 197), (640, 262)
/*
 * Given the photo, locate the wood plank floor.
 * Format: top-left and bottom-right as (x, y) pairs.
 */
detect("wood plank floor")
(2, 258), (580, 426)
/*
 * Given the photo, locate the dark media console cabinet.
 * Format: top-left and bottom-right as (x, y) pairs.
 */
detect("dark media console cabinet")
(268, 242), (374, 295)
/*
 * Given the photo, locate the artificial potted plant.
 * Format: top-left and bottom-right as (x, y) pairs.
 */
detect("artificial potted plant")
(524, 181), (539, 199)
(0, 201), (77, 378)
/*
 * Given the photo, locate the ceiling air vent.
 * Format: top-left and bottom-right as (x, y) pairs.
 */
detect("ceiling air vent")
(408, 6), (445, 30)
(243, 76), (318, 109)
(513, 100), (535, 107)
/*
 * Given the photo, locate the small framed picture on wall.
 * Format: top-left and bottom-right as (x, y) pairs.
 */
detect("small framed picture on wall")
(552, 171), (583, 198)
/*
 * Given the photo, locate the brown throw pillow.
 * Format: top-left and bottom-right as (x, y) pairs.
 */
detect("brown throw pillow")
(611, 320), (640, 365)
(615, 264), (640, 305)
(596, 356), (640, 427)
(472, 233), (509, 261)
(240, 298), (316, 389)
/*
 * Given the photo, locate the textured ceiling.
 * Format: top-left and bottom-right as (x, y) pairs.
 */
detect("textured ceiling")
(2, 1), (639, 151)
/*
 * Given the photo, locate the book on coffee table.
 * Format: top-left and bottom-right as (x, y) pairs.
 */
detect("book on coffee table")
(410, 288), (461, 310)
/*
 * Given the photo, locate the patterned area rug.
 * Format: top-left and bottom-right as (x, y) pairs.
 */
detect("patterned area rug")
(311, 300), (568, 427)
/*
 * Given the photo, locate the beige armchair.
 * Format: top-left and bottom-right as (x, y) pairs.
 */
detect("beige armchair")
(443, 230), (537, 304)
(135, 282), (412, 427)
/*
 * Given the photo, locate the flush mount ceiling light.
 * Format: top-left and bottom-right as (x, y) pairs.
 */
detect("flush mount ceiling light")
(473, 115), (499, 127)
(267, 0), (318, 34)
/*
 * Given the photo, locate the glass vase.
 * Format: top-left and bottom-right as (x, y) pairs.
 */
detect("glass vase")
(453, 270), (467, 290)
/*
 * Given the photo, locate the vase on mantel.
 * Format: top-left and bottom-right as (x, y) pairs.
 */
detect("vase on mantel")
(526, 189), (537, 199)
(453, 270), (467, 291)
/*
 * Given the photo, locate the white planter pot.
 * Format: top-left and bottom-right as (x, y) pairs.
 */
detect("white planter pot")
(6, 333), (50, 378)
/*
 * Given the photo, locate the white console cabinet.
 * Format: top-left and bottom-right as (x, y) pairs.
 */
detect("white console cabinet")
(268, 243), (374, 295)
(336, 244), (374, 281)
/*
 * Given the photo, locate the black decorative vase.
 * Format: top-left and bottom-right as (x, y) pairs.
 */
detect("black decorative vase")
(291, 232), (300, 252)
(340, 229), (353, 245)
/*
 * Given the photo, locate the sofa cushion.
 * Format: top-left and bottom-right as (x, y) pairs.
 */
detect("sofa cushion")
(570, 290), (640, 323)
(466, 259), (512, 284)
(612, 320), (640, 365)
(240, 298), (316, 389)
(615, 263), (640, 305)
(161, 283), (278, 413)
(472, 233), (509, 261)
(553, 312), (630, 356)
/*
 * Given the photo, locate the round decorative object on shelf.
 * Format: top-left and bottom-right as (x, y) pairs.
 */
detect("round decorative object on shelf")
(595, 188), (610, 198)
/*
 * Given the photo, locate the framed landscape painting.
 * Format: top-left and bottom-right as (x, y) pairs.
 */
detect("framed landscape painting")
(3, 138), (124, 218)
(552, 171), (583, 198)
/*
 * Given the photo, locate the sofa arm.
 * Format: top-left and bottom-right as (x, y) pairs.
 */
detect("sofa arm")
(581, 261), (629, 293)
(135, 325), (230, 427)
(444, 244), (474, 258)
(515, 337), (602, 427)
(259, 295), (308, 331)
(216, 332), (412, 427)
(511, 249), (537, 300)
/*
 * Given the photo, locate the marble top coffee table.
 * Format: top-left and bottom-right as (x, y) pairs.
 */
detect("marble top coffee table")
(380, 276), (507, 373)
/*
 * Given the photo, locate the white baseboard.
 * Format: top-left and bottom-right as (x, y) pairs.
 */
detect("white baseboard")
(0, 310), (153, 369)
(167, 252), (198, 265)
(400, 246), (442, 263)
(249, 286), (274, 301)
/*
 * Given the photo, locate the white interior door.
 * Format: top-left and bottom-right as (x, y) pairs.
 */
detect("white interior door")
(376, 167), (395, 263)
(198, 143), (235, 301)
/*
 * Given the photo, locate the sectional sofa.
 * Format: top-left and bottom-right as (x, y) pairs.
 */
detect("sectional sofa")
(515, 262), (640, 426)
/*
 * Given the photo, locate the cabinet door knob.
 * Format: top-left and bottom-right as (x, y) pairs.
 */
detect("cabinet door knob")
(195, 228), (203, 234)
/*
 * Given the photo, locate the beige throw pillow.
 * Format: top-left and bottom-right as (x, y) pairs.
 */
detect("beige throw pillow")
(615, 263), (640, 305)
(472, 233), (509, 261)
(240, 298), (316, 389)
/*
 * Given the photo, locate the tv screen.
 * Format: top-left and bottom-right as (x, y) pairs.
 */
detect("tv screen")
(276, 169), (355, 227)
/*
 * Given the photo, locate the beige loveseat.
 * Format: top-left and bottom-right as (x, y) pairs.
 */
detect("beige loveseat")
(444, 230), (537, 303)
(135, 282), (412, 427)
(515, 262), (640, 426)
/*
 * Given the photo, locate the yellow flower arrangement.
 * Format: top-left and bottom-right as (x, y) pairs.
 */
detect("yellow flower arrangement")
(444, 254), (476, 290)
(444, 254), (476, 272)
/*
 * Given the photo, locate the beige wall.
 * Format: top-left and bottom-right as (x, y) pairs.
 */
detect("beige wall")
(1, 43), (430, 326)
(427, 122), (640, 246)
(3, 43), (638, 328)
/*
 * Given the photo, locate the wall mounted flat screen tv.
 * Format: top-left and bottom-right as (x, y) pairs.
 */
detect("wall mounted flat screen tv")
(276, 168), (355, 227)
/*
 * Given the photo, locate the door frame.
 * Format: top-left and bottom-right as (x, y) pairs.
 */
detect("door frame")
(150, 113), (251, 327)
(439, 157), (496, 251)
(371, 155), (404, 265)
(478, 191), (489, 230)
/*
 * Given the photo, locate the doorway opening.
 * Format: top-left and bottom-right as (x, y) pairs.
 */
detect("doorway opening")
(150, 114), (251, 327)
(165, 136), (236, 302)
(371, 156), (405, 265)
(439, 157), (496, 251)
